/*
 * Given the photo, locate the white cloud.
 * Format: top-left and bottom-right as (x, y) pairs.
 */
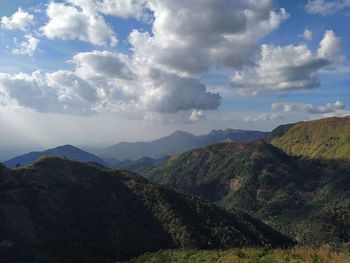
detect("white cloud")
(27, 0), (292, 118)
(6, 0), (345, 124)
(65, 0), (147, 19)
(306, 0), (350, 15)
(12, 34), (39, 56)
(232, 30), (343, 94)
(0, 71), (99, 115)
(0, 47), (221, 116)
(129, 0), (289, 77)
(300, 28), (313, 41)
(271, 100), (345, 114)
(243, 113), (283, 123)
(189, 110), (206, 122)
(72, 50), (134, 80)
(41, 2), (117, 46)
(95, 0), (147, 19)
(138, 69), (221, 113)
(317, 30), (343, 61)
(1, 8), (34, 31)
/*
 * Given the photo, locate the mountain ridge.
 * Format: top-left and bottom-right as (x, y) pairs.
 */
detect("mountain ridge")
(144, 137), (350, 250)
(0, 157), (293, 263)
(3, 144), (108, 168)
(90, 129), (268, 161)
(271, 116), (350, 159)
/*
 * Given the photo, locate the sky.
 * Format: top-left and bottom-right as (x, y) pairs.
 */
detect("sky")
(0, 0), (349, 149)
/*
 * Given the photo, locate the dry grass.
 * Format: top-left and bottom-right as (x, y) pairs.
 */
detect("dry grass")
(128, 247), (350, 263)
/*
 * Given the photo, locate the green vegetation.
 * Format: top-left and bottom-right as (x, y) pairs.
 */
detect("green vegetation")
(127, 248), (350, 263)
(2, 116), (350, 262)
(271, 117), (350, 159)
(0, 157), (292, 263)
(145, 139), (350, 251)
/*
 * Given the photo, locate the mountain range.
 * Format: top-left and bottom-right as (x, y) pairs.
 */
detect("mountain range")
(1, 116), (350, 262)
(145, 117), (350, 250)
(88, 129), (268, 161)
(0, 157), (292, 263)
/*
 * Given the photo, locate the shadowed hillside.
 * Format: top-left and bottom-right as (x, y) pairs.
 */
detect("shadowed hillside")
(0, 157), (293, 263)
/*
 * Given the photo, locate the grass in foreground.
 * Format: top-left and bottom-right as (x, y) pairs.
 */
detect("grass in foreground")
(127, 248), (350, 263)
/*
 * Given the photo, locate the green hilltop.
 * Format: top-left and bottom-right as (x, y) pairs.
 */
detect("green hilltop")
(271, 117), (350, 160)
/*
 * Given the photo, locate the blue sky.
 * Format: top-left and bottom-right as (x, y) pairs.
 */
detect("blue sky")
(0, 0), (349, 149)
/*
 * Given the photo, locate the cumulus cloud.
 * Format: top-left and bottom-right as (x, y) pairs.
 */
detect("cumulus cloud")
(138, 69), (221, 113)
(271, 100), (345, 114)
(69, 50), (220, 114)
(65, 0), (147, 19)
(94, 0), (147, 19)
(317, 30), (343, 61)
(0, 0), (302, 120)
(1, 8), (34, 31)
(8, 0), (341, 123)
(0, 47), (221, 116)
(0, 71), (99, 115)
(12, 34), (39, 56)
(72, 50), (134, 80)
(232, 30), (343, 94)
(41, 2), (117, 46)
(189, 110), (206, 122)
(306, 0), (350, 15)
(129, 0), (289, 76)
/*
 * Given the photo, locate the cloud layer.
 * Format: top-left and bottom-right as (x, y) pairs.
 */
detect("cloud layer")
(1, 0), (292, 117)
(306, 0), (350, 15)
(272, 100), (345, 114)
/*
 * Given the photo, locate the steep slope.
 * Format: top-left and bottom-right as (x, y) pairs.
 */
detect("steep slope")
(4, 145), (108, 168)
(92, 129), (268, 161)
(0, 157), (293, 263)
(271, 116), (350, 159)
(265, 123), (297, 142)
(145, 140), (350, 249)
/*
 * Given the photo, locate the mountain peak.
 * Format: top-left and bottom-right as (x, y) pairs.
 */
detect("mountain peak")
(55, 144), (79, 150)
(4, 144), (107, 168)
(169, 130), (194, 137)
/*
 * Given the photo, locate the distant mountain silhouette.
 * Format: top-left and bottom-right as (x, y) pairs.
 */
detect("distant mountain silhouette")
(92, 129), (268, 161)
(4, 145), (108, 168)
